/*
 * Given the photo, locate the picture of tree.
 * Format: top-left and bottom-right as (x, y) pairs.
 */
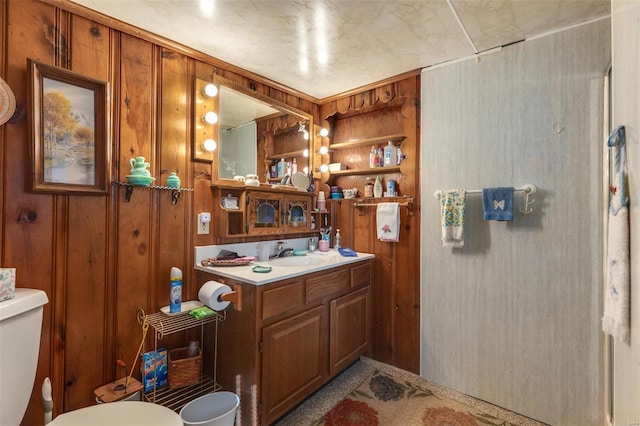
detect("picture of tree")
(42, 77), (96, 185)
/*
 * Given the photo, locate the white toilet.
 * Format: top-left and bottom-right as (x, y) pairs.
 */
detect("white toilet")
(0, 288), (49, 426)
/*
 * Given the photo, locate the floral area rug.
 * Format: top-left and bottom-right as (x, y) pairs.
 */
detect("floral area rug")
(312, 369), (518, 426)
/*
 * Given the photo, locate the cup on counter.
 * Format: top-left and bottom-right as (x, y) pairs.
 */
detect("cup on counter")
(308, 237), (318, 251)
(257, 243), (270, 261)
(318, 239), (329, 252)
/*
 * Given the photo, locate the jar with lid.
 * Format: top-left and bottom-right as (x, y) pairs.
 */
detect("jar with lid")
(364, 177), (374, 197)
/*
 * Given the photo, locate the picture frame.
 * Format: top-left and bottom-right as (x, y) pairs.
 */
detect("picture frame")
(28, 59), (110, 194)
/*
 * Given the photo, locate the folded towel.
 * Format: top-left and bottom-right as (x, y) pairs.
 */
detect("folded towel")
(602, 200), (630, 343)
(440, 189), (466, 248)
(482, 187), (514, 221)
(376, 202), (400, 242)
(338, 248), (358, 257)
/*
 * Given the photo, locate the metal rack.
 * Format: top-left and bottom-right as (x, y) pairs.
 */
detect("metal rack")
(137, 308), (226, 412)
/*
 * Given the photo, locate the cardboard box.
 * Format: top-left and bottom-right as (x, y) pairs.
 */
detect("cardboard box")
(141, 348), (168, 393)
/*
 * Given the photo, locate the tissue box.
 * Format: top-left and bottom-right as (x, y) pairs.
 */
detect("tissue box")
(0, 268), (15, 302)
(141, 348), (168, 393)
(328, 163), (347, 172)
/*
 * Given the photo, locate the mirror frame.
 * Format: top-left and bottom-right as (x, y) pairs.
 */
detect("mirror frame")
(212, 75), (314, 185)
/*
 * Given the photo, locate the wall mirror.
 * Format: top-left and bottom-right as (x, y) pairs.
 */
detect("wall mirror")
(213, 76), (313, 185)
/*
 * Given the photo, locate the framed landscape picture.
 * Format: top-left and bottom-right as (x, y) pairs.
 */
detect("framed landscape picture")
(28, 59), (110, 194)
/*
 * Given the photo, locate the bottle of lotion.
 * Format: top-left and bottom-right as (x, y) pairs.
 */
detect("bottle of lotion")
(373, 175), (383, 198)
(169, 267), (182, 314)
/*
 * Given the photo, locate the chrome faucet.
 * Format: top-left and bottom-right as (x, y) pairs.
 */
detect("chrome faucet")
(272, 241), (292, 258)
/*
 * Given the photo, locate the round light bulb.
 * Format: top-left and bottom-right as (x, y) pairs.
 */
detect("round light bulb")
(303, 131), (309, 140)
(319, 127), (329, 137)
(303, 149), (309, 157)
(318, 146), (329, 155)
(319, 164), (329, 173)
(202, 83), (218, 98)
(203, 111), (218, 124)
(202, 139), (217, 152)
(303, 166), (309, 174)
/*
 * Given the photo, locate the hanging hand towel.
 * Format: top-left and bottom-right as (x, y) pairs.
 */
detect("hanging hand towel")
(440, 189), (466, 248)
(377, 202), (400, 242)
(482, 187), (514, 221)
(602, 125), (630, 343)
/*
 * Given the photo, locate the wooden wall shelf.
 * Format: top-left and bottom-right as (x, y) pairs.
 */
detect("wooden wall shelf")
(113, 181), (194, 204)
(329, 165), (401, 177)
(329, 134), (406, 150)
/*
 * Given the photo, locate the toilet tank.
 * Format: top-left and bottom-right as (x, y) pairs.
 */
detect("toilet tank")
(0, 288), (48, 426)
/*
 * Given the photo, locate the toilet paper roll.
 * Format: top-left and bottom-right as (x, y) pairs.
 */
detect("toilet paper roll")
(198, 281), (232, 311)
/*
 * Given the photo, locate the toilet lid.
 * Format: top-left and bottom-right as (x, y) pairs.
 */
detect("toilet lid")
(49, 401), (182, 426)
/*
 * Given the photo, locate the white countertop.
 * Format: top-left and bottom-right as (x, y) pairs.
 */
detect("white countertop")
(195, 249), (374, 285)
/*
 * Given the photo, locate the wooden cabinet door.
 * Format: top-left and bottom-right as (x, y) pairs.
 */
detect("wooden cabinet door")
(330, 286), (371, 376)
(261, 305), (328, 424)
(284, 194), (312, 232)
(247, 192), (283, 235)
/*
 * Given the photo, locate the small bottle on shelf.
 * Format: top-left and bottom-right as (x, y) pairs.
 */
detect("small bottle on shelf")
(373, 176), (383, 197)
(364, 177), (373, 197)
(369, 146), (377, 168)
(277, 158), (286, 177)
(292, 158), (298, 174)
(384, 141), (397, 166)
(377, 147), (384, 167)
(334, 229), (341, 249)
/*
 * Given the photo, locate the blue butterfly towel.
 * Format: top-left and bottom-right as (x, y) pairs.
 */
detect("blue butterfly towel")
(482, 187), (514, 221)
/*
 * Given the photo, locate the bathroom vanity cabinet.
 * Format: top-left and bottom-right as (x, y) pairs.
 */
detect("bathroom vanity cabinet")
(197, 258), (372, 425)
(212, 183), (314, 238)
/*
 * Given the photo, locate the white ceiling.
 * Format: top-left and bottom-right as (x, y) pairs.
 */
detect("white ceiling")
(71, 0), (610, 99)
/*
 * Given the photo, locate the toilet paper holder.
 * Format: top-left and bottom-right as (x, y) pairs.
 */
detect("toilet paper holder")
(219, 285), (242, 311)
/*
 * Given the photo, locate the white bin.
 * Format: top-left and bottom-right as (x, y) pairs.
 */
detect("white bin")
(180, 392), (239, 426)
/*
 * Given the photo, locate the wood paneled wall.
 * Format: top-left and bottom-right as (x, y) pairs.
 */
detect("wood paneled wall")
(1, 1), (316, 424)
(318, 77), (421, 373)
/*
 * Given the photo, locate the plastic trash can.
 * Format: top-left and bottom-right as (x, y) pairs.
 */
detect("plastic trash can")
(179, 392), (239, 426)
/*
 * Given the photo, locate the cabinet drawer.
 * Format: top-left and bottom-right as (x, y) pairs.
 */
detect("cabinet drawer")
(262, 279), (305, 321)
(351, 262), (371, 288)
(306, 267), (349, 304)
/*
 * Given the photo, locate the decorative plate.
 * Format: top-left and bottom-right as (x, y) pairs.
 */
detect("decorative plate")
(0, 77), (16, 126)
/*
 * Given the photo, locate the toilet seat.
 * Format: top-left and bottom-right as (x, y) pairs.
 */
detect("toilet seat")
(48, 401), (182, 426)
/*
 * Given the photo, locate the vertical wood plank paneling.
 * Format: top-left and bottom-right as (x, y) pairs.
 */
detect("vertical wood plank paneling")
(420, 21), (610, 425)
(157, 48), (190, 309)
(2, 2), (347, 422)
(4, 2), (59, 424)
(114, 33), (155, 399)
(62, 14), (111, 411)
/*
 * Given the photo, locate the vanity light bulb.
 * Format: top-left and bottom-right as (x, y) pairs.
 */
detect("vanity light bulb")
(303, 149), (309, 158)
(318, 146), (329, 155)
(303, 131), (309, 140)
(203, 111), (218, 124)
(202, 83), (218, 98)
(319, 164), (329, 173)
(319, 127), (329, 137)
(303, 166), (309, 174)
(202, 139), (217, 152)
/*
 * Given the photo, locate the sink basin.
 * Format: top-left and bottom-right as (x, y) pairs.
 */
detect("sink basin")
(269, 256), (328, 267)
